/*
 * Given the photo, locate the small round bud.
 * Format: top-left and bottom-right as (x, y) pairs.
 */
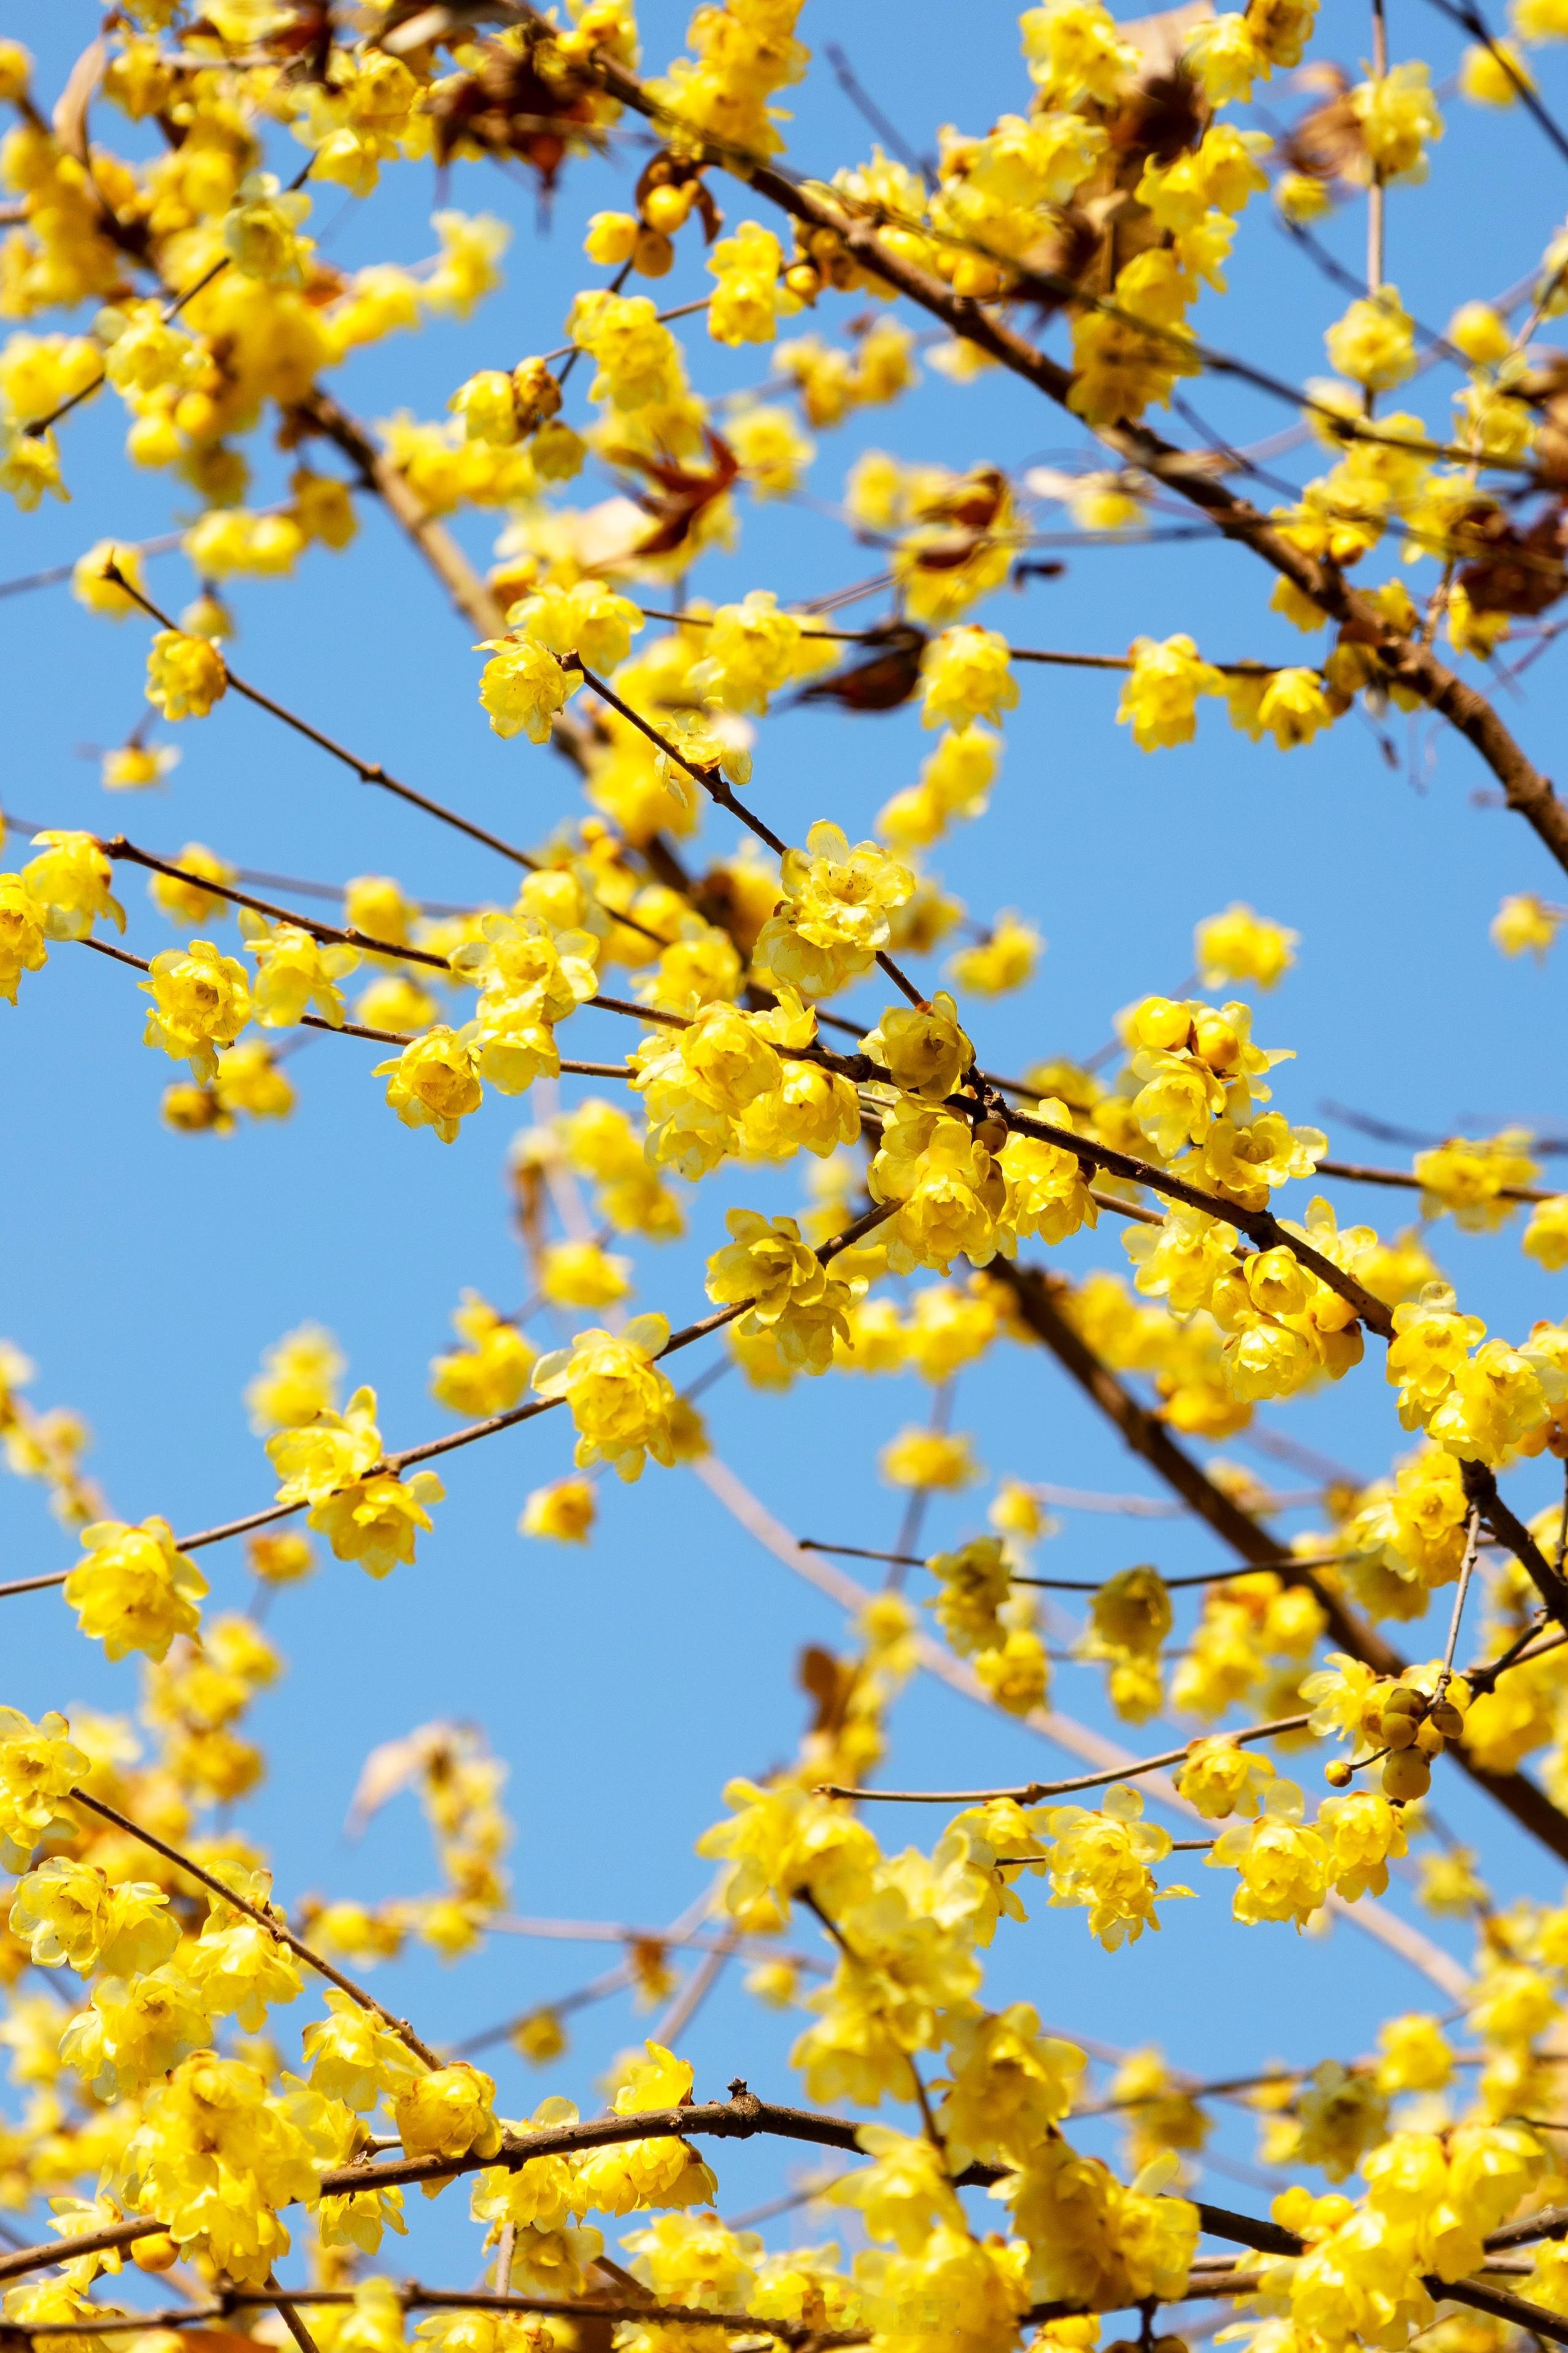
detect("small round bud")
(1429, 1698), (1465, 1740)
(1324, 1758), (1353, 1789)
(512, 358), (563, 432)
(633, 228), (674, 278)
(1383, 1748), (1432, 1802)
(1415, 1717), (1446, 1759)
(132, 2233), (182, 2275)
(643, 181), (696, 233)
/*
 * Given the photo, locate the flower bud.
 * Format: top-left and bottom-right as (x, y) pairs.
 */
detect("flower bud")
(1383, 1748), (1432, 1801)
(644, 182), (697, 233)
(131, 2234), (181, 2274)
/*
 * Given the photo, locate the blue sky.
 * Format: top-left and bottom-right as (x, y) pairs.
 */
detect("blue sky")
(3, 0), (1568, 2265)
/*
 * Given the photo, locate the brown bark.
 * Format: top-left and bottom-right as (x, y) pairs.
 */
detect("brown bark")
(992, 1262), (1568, 1864)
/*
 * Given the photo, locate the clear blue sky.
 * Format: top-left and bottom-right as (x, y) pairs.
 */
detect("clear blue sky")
(2, 0), (1567, 2260)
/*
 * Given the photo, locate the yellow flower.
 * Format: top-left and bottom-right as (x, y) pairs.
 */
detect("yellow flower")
(268, 1384), (383, 1505)
(309, 1469), (445, 1579)
(687, 591), (805, 715)
(10, 1858), (177, 1976)
(0, 1705), (88, 1872)
(539, 1240), (634, 1309)
(1524, 1196), (1568, 1270)
(140, 940), (252, 1081)
(223, 171), (312, 281)
(520, 1478), (597, 1543)
(149, 843), (234, 928)
(862, 991), (974, 1103)
(145, 630), (228, 720)
(705, 1209), (859, 1374)
(728, 403), (815, 496)
(976, 1626), (1051, 1716)
(63, 1518), (207, 1662)
(1352, 62), (1444, 182)
(0, 425), (67, 511)
(707, 220), (795, 345)
(1022, 0), (1138, 103)
(122, 2052), (320, 2278)
(1229, 666), (1334, 748)
(1375, 2012), (1454, 2093)
(395, 2062), (504, 2173)
(753, 822), (914, 999)
(881, 1426), (982, 1489)
(1325, 290), (1417, 387)
(303, 1988), (422, 2111)
(921, 626), (1019, 733)
(1117, 635), (1224, 750)
(1089, 1567), (1173, 1661)
(1175, 1736), (1275, 1819)
(476, 636), (571, 742)
(246, 922), (358, 1028)
(23, 832), (123, 942)
(1208, 1778), (1330, 1926)
(530, 1316), (678, 1482)
(374, 1027), (484, 1142)
(0, 874), (49, 1002)
(248, 1531), (315, 1584)
(947, 913), (1042, 995)
(508, 580), (643, 673)
(73, 540), (147, 619)
(1493, 891), (1562, 959)
(430, 1295), (535, 1416)
(568, 290), (685, 408)
(247, 1324), (344, 1432)
(1044, 1783), (1186, 1948)
(1195, 902), (1299, 990)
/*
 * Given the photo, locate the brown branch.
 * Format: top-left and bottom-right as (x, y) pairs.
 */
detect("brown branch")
(557, 38), (1568, 880)
(991, 1260), (1568, 1864)
(997, 1104), (1396, 1338)
(102, 567), (538, 873)
(103, 839), (455, 972)
(2, 1198), (896, 1601)
(566, 657), (927, 1009)
(1319, 1156), (1554, 1205)
(288, 388), (510, 638)
(68, 1789), (442, 2069)
(818, 1713), (1311, 1803)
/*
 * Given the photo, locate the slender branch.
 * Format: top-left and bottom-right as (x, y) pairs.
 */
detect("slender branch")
(551, 31), (1568, 879)
(102, 568), (539, 872)
(633, 607), (1302, 678)
(74, 932), (415, 1044)
(0, 531), (187, 602)
(1415, 0), (1568, 166)
(797, 1538), (1350, 1589)
(991, 1260), (1568, 1864)
(565, 657), (927, 1009)
(1437, 1510), (1483, 1694)
(102, 839), (455, 971)
(265, 2273), (325, 2353)
(1319, 1156), (1554, 1205)
(816, 1713), (1311, 1804)
(2, 1199), (897, 1600)
(68, 1789), (442, 2069)
(996, 1105), (1396, 1338)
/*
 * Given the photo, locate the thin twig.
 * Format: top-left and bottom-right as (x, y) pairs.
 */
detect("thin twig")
(69, 1789), (443, 2068)
(816, 1712), (1311, 1803)
(102, 567), (539, 872)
